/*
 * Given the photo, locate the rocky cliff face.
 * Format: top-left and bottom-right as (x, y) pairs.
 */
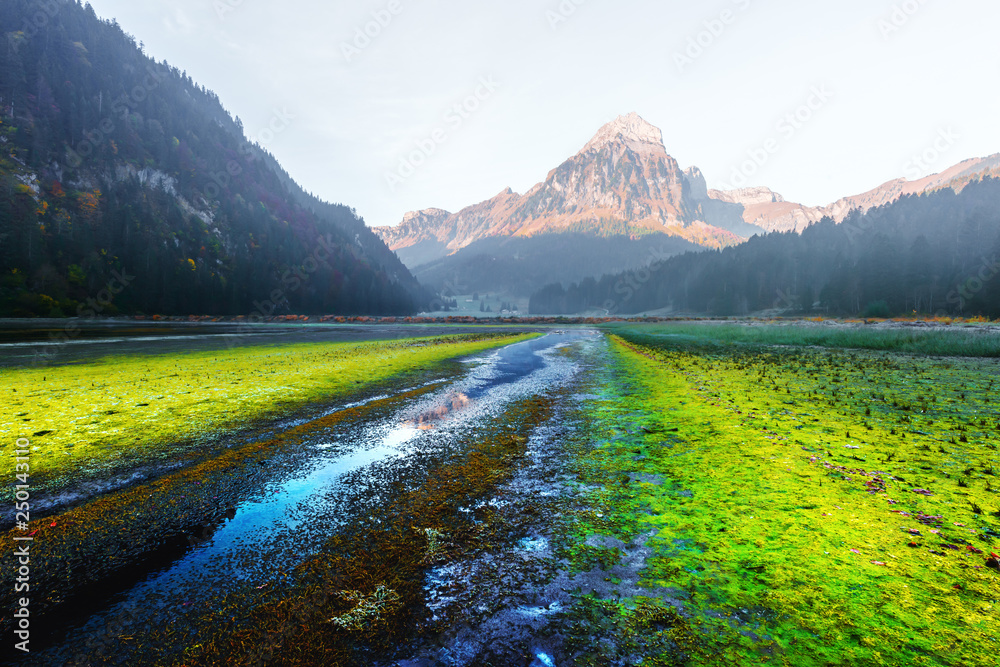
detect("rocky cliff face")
(709, 186), (785, 206)
(706, 154), (1000, 233)
(507, 113), (739, 242)
(819, 154), (1000, 222)
(375, 113), (747, 267)
(707, 187), (823, 234)
(376, 113), (1000, 268)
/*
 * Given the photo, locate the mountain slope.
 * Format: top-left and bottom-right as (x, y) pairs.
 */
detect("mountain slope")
(379, 112), (1000, 273)
(532, 178), (1000, 318)
(708, 154), (1000, 233)
(411, 232), (699, 302)
(375, 113), (750, 269)
(0, 0), (424, 317)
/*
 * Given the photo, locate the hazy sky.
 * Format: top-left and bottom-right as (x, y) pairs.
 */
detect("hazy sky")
(85, 0), (1000, 227)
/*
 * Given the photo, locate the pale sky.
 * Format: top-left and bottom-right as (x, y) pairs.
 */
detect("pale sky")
(85, 0), (1000, 227)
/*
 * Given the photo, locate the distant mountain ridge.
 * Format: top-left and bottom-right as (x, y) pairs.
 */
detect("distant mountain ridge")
(375, 113), (753, 268)
(376, 113), (1000, 269)
(530, 177), (1000, 318)
(715, 154), (1000, 233)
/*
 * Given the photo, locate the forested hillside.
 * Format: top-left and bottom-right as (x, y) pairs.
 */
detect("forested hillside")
(531, 179), (1000, 318)
(413, 232), (699, 300)
(0, 0), (425, 317)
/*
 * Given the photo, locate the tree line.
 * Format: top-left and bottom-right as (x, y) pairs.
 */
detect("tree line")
(0, 0), (423, 317)
(531, 179), (1000, 318)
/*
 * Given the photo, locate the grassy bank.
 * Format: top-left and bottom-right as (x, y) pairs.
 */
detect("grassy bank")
(0, 332), (538, 493)
(562, 333), (999, 665)
(605, 322), (1000, 357)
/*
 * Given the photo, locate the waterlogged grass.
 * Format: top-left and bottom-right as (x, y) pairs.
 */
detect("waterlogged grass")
(139, 396), (554, 666)
(564, 332), (1000, 665)
(2, 384), (446, 625)
(605, 322), (1000, 357)
(0, 333), (537, 493)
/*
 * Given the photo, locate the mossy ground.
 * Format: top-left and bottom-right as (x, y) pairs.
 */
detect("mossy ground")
(8, 327), (1000, 665)
(604, 322), (1000, 357)
(81, 396), (557, 666)
(1, 333), (537, 495)
(559, 327), (1000, 665)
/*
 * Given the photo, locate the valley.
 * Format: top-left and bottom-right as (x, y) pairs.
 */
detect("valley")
(374, 114), (1000, 312)
(3, 323), (998, 666)
(2, 1), (1000, 665)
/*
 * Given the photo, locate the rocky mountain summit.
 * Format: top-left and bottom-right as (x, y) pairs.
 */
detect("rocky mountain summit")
(377, 114), (1000, 272)
(375, 113), (748, 267)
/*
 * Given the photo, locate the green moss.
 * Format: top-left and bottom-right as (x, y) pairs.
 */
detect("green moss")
(560, 594), (693, 666)
(5, 387), (557, 665)
(1, 383), (447, 630)
(0, 333), (538, 493)
(169, 396), (556, 666)
(605, 322), (1000, 357)
(563, 331), (1000, 665)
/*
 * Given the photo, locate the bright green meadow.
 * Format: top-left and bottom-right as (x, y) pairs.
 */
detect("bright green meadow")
(559, 324), (1000, 665)
(1, 333), (536, 493)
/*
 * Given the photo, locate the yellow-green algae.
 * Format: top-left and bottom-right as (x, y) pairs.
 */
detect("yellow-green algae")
(563, 330), (999, 666)
(0, 332), (538, 492)
(1, 332), (553, 665)
(0, 381), (460, 649)
(603, 322), (1000, 358)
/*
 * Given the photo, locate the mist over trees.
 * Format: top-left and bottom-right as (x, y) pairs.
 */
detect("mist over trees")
(0, 0), (424, 317)
(530, 180), (1000, 318)
(415, 232), (698, 299)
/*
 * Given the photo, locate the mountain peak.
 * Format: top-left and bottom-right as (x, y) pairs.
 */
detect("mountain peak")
(709, 187), (786, 206)
(402, 208), (450, 223)
(583, 112), (664, 154)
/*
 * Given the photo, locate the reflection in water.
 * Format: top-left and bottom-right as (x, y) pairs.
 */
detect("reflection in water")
(30, 331), (597, 666)
(410, 392), (471, 430)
